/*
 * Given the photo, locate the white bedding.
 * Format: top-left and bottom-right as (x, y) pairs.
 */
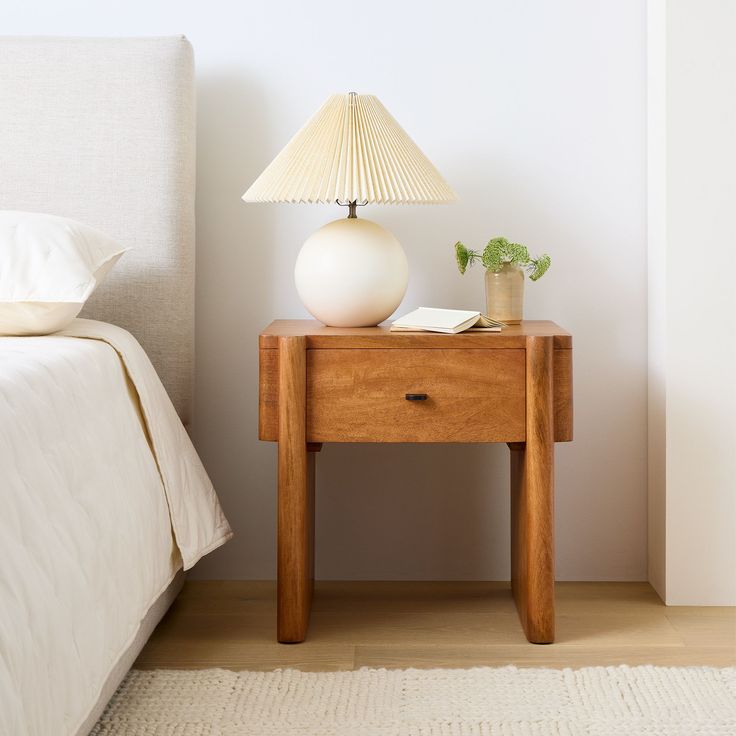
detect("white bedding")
(0, 319), (232, 736)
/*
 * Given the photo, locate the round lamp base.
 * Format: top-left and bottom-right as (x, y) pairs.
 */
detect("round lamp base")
(294, 217), (408, 327)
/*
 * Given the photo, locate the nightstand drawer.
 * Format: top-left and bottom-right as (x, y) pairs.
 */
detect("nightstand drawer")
(306, 348), (526, 442)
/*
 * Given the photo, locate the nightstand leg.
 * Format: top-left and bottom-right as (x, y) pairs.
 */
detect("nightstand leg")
(510, 335), (555, 644)
(277, 336), (314, 643)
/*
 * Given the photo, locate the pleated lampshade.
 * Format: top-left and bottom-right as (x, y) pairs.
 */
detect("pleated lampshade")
(242, 93), (457, 205)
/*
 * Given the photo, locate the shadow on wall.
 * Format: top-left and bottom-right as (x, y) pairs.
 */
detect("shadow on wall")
(316, 442), (512, 580)
(194, 72), (279, 320)
(191, 72), (285, 579)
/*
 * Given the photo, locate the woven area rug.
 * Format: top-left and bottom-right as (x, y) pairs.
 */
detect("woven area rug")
(92, 665), (736, 735)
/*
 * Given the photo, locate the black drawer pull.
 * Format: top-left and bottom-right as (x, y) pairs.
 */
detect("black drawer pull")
(405, 393), (428, 401)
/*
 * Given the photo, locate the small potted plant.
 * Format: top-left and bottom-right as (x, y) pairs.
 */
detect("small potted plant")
(455, 237), (550, 324)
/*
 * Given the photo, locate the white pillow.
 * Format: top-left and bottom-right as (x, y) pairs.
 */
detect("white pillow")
(0, 211), (128, 335)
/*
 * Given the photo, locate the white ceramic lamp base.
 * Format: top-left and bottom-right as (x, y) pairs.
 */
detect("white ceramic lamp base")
(294, 217), (408, 327)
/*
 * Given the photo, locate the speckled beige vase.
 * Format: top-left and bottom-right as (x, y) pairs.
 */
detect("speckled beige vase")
(485, 263), (524, 324)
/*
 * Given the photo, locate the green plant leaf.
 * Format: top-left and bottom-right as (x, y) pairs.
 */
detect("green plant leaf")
(508, 242), (530, 265)
(455, 236), (550, 281)
(455, 241), (470, 274)
(482, 237), (506, 271)
(529, 254), (551, 281)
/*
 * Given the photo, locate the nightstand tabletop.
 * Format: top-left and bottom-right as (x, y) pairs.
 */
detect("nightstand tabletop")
(259, 319), (572, 350)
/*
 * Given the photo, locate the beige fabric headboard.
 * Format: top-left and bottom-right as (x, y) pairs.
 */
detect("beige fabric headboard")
(0, 36), (196, 422)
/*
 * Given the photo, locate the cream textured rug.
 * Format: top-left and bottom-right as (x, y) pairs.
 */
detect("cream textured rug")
(91, 665), (736, 735)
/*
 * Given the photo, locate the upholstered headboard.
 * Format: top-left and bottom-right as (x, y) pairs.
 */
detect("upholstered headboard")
(0, 36), (196, 422)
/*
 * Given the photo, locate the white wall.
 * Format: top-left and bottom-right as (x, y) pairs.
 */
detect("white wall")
(647, 0), (667, 599)
(648, 0), (736, 605)
(6, 0), (648, 581)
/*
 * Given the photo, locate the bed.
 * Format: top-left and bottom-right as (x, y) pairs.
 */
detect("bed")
(0, 37), (232, 735)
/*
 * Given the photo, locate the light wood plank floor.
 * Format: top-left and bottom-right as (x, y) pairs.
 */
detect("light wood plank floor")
(135, 582), (736, 671)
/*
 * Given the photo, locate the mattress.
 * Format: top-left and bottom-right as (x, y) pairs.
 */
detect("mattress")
(0, 320), (232, 736)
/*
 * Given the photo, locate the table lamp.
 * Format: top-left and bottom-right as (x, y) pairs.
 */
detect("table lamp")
(242, 93), (457, 327)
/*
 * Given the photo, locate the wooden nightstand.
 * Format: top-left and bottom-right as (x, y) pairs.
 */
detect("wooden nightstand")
(259, 320), (573, 644)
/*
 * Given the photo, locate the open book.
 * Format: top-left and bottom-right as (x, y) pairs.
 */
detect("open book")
(390, 307), (505, 334)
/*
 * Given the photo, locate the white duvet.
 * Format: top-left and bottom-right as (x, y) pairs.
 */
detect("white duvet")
(0, 319), (232, 736)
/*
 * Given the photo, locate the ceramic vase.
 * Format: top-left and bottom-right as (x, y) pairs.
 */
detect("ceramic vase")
(484, 263), (524, 324)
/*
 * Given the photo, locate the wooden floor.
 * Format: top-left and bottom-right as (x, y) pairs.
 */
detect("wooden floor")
(135, 581), (736, 671)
